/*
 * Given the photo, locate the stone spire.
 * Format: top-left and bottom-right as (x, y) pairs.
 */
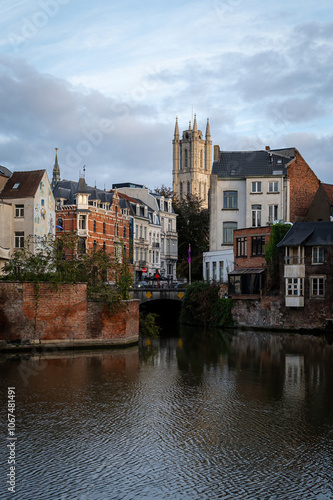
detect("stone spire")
(188, 120), (192, 130)
(52, 148), (60, 188)
(205, 118), (211, 140)
(174, 117), (179, 138)
(193, 113), (198, 132)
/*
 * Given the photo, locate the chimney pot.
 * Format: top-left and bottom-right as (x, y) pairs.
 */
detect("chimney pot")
(265, 146), (270, 151)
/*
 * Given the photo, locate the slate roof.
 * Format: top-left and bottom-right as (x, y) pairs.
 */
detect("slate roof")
(212, 149), (295, 178)
(53, 179), (115, 206)
(277, 222), (333, 247)
(0, 165), (12, 178)
(1, 170), (46, 199)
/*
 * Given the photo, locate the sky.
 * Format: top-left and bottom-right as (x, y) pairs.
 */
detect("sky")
(0, 0), (333, 191)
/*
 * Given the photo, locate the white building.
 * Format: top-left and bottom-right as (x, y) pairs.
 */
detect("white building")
(204, 146), (318, 282)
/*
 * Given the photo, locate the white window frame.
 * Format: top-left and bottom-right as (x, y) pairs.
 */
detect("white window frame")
(251, 181), (262, 193)
(310, 276), (325, 297)
(268, 181), (279, 192)
(286, 278), (304, 296)
(312, 246), (324, 264)
(15, 204), (24, 217)
(268, 204), (279, 222)
(14, 231), (24, 248)
(252, 205), (262, 227)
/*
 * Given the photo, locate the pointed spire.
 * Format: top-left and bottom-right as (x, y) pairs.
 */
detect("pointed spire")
(193, 113), (198, 132)
(52, 148), (60, 188)
(205, 118), (211, 139)
(174, 117), (179, 138)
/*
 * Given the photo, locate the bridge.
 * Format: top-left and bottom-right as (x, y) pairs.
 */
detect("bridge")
(130, 287), (186, 304)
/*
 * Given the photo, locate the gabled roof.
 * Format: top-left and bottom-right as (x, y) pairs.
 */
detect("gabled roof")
(1, 170), (46, 199)
(212, 149), (294, 178)
(277, 222), (333, 247)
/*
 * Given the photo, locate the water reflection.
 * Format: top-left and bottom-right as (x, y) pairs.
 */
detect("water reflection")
(0, 331), (332, 499)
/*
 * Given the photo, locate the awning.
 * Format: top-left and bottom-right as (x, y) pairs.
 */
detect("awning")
(229, 268), (266, 275)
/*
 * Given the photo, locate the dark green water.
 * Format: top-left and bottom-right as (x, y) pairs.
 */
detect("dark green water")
(1, 328), (333, 499)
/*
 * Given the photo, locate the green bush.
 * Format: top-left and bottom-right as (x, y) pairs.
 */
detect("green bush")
(180, 282), (233, 328)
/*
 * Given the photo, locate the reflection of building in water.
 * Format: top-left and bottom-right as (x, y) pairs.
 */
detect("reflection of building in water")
(283, 354), (305, 401)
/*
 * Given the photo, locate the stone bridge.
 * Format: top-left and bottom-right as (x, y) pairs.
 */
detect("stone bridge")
(130, 287), (186, 304)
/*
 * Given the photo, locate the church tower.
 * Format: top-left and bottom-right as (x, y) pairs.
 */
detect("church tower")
(52, 148), (60, 188)
(172, 115), (212, 209)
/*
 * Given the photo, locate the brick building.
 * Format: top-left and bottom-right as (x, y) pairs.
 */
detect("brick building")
(53, 176), (131, 266)
(204, 146), (320, 282)
(305, 183), (333, 222)
(229, 226), (271, 295)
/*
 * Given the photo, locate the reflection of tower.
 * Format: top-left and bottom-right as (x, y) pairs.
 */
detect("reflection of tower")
(52, 148), (60, 188)
(172, 115), (212, 209)
(283, 354), (305, 401)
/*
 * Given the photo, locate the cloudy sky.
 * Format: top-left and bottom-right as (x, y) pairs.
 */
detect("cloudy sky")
(1, 0), (333, 190)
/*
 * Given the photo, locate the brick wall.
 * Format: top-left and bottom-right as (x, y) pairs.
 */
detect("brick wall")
(233, 226), (271, 269)
(0, 282), (139, 344)
(288, 150), (320, 222)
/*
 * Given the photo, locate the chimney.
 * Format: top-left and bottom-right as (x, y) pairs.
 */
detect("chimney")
(214, 145), (220, 162)
(265, 146), (270, 151)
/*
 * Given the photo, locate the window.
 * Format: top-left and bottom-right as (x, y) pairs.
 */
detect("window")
(311, 277), (325, 297)
(268, 181), (279, 192)
(168, 219), (172, 231)
(103, 221), (106, 234)
(219, 261), (224, 281)
(223, 191), (238, 209)
(269, 204), (279, 223)
(187, 182), (191, 195)
(236, 237), (247, 257)
(312, 247), (324, 264)
(123, 226), (126, 238)
(286, 278), (303, 296)
(14, 231), (24, 248)
(103, 242), (106, 252)
(12, 182), (20, 189)
(93, 220), (96, 232)
(252, 236), (265, 256)
(79, 215), (86, 230)
(212, 262), (217, 281)
(252, 205), (262, 227)
(180, 182), (183, 199)
(223, 222), (237, 244)
(15, 204), (24, 217)
(251, 181), (262, 193)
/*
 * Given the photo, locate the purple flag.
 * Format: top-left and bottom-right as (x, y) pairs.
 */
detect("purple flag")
(188, 244), (191, 263)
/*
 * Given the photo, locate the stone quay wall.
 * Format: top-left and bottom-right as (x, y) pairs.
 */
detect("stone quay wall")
(0, 282), (139, 346)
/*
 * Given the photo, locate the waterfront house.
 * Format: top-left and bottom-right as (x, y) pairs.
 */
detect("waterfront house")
(277, 222), (333, 327)
(204, 146), (319, 283)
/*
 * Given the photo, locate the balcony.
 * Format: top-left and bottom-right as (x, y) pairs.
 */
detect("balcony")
(77, 228), (88, 237)
(284, 256), (305, 279)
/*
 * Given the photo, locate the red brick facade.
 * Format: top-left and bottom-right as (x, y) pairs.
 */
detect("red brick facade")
(56, 193), (131, 261)
(0, 282), (139, 345)
(233, 226), (271, 270)
(288, 149), (320, 222)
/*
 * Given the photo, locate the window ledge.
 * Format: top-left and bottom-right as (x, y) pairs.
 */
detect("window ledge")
(221, 208), (239, 211)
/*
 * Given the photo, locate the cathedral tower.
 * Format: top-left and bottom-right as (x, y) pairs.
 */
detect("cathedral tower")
(172, 115), (212, 209)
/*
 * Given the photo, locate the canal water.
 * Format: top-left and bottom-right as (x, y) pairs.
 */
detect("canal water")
(1, 328), (333, 500)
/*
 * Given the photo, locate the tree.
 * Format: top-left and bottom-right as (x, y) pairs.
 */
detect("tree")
(265, 221), (292, 291)
(153, 184), (173, 198)
(173, 195), (209, 281)
(1, 234), (133, 305)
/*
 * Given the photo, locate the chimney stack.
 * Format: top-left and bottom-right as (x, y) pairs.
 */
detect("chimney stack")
(265, 146), (270, 151)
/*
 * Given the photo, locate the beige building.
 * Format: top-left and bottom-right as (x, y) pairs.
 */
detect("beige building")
(172, 115), (212, 209)
(1, 170), (55, 257)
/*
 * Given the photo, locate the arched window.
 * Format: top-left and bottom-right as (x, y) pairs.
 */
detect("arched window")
(103, 241), (106, 252)
(93, 219), (96, 232)
(103, 221), (106, 234)
(185, 149), (188, 169)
